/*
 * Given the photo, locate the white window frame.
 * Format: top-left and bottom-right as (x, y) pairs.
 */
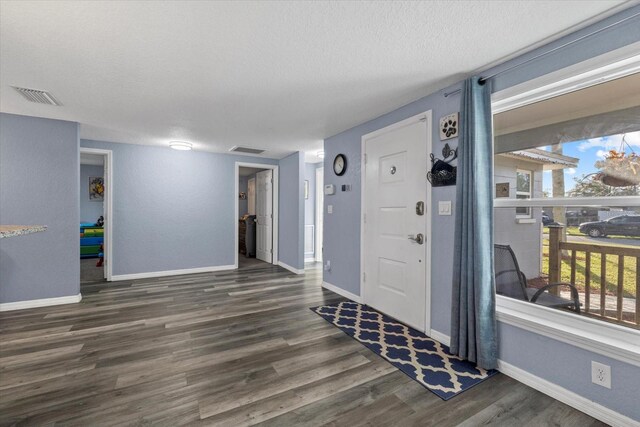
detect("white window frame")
(515, 169), (533, 218)
(492, 43), (640, 367)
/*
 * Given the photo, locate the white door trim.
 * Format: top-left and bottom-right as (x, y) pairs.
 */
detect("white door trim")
(80, 147), (113, 282)
(235, 162), (279, 268)
(360, 111), (433, 333)
(315, 167), (324, 262)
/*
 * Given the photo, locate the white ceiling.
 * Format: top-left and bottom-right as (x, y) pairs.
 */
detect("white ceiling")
(0, 1), (632, 161)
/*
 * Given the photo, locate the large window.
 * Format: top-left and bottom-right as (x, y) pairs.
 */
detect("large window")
(493, 69), (640, 334)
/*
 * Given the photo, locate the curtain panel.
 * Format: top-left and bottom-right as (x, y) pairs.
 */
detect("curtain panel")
(450, 77), (498, 370)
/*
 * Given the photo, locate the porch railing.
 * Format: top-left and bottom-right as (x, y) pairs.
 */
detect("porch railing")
(548, 226), (639, 327)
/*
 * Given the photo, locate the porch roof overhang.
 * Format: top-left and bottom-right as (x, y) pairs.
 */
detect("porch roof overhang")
(499, 148), (579, 170)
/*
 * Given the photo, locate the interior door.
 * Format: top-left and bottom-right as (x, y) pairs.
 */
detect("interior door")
(256, 170), (273, 263)
(363, 117), (428, 331)
(315, 167), (324, 261)
(247, 178), (256, 215)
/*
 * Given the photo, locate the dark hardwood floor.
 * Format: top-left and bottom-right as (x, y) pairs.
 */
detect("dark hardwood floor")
(0, 261), (604, 426)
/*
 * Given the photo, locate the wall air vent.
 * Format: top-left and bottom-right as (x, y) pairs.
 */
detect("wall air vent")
(229, 146), (266, 155)
(12, 86), (62, 106)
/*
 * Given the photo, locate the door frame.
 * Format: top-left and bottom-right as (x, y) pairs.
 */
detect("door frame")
(234, 162), (279, 268)
(360, 111), (432, 333)
(79, 147), (113, 282)
(315, 167), (324, 262)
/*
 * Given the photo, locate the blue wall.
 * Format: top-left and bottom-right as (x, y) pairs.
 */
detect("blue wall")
(322, 6), (640, 420)
(80, 164), (104, 223)
(0, 113), (80, 303)
(80, 139), (278, 276)
(278, 152), (304, 270)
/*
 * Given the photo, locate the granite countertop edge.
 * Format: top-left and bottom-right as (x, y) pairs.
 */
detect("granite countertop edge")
(0, 225), (48, 239)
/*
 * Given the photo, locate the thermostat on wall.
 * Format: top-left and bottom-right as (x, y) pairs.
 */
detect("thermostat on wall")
(324, 184), (336, 195)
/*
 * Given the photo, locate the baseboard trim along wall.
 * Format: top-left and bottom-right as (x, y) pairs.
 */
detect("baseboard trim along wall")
(111, 265), (236, 281)
(322, 281), (362, 303)
(277, 261), (305, 275)
(428, 330), (636, 427)
(498, 360), (638, 427)
(0, 293), (82, 312)
(429, 329), (451, 347)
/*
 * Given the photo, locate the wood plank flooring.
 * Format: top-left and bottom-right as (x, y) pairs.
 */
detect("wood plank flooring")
(0, 260), (605, 426)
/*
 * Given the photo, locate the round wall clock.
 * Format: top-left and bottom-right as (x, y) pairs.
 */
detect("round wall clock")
(333, 154), (347, 176)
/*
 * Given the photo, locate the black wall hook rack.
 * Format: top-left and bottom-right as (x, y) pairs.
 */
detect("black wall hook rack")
(427, 143), (457, 187)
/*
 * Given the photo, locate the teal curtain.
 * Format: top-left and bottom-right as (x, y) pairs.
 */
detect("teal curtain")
(450, 77), (498, 370)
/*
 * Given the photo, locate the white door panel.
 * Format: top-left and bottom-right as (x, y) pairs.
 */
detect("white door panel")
(256, 170), (273, 263)
(315, 168), (324, 261)
(363, 118), (428, 331)
(247, 178), (256, 215)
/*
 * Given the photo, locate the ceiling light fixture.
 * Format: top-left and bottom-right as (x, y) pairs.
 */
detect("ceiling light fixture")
(169, 141), (192, 151)
(317, 151), (325, 159)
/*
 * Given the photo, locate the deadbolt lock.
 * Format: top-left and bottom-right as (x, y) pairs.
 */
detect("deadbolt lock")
(416, 201), (425, 216)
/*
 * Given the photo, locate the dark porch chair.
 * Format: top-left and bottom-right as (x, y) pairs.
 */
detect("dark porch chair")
(494, 244), (581, 313)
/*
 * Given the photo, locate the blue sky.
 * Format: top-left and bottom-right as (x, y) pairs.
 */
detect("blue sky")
(541, 131), (640, 195)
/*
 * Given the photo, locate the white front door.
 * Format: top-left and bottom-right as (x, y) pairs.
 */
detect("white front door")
(256, 170), (273, 263)
(363, 115), (429, 331)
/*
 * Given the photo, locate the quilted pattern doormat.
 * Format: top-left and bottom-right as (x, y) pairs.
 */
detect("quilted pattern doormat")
(311, 301), (497, 400)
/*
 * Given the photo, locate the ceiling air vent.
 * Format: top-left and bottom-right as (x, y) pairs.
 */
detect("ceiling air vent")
(12, 86), (62, 106)
(229, 146), (266, 155)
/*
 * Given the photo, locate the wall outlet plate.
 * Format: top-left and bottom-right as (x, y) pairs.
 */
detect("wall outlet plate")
(439, 112), (459, 140)
(591, 361), (611, 389)
(438, 201), (452, 216)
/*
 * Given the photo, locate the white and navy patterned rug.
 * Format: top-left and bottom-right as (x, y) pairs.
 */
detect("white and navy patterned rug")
(312, 301), (497, 400)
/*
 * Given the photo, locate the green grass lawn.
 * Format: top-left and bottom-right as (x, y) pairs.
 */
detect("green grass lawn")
(541, 239), (638, 298)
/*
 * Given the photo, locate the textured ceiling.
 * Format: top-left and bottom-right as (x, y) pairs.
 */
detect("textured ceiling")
(0, 1), (631, 160)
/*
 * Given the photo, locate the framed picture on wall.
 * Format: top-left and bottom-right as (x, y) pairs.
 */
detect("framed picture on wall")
(305, 180), (309, 199)
(89, 176), (104, 201)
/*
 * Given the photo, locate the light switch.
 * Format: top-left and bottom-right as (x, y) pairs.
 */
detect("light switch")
(438, 201), (452, 216)
(328, 205), (333, 214)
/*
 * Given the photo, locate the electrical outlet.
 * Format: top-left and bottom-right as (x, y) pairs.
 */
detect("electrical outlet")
(324, 260), (331, 272)
(591, 361), (611, 389)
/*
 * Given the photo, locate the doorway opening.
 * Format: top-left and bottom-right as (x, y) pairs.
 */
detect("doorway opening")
(235, 163), (279, 269)
(79, 147), (113, 285)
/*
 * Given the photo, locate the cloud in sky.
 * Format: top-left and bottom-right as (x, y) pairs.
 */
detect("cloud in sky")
(577, 131), (640, 152)
(566, 168), (576, 175)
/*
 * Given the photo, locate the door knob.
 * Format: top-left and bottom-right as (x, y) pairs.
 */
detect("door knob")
(408, 233), (424, 244)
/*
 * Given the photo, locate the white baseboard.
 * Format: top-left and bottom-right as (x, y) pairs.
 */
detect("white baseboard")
(497, 360), (638, 427)
(426, 330), (636, 426)
(277, 261), (305, 275)
(0, 293), (82, 312)
(111, 264), (236, 281)
(429, 329), (451, 347)
(322, 281), (362, 303)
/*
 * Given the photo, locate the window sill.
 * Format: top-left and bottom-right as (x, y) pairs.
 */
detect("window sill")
(515, 218), (536, 224)
(496, 296), (640, 367)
